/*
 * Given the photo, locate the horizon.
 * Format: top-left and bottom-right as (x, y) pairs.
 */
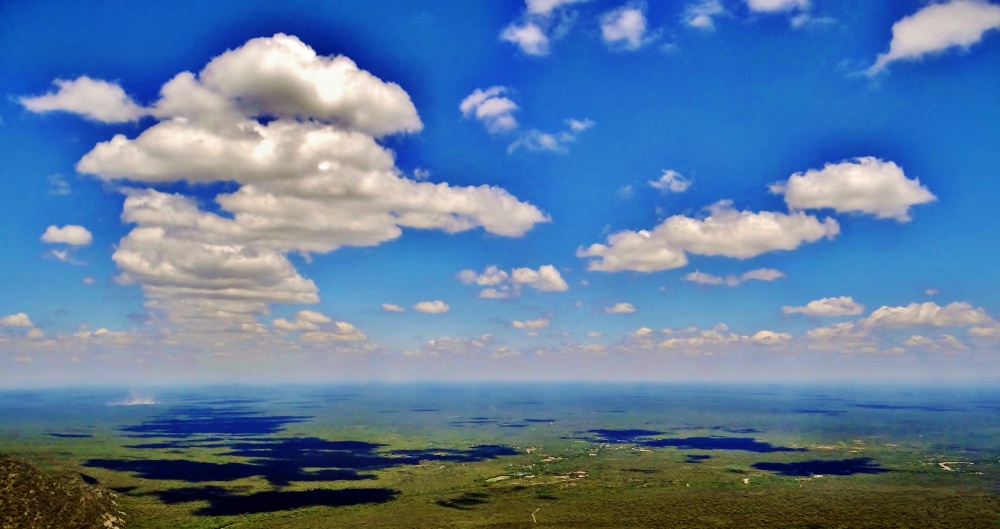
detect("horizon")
(2, 0), (1000, 387)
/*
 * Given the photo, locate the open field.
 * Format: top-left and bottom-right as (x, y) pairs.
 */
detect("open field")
(2, 384), (999, 528)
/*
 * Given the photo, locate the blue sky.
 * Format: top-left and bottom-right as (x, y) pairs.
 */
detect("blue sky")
(2, 0), (999, 386)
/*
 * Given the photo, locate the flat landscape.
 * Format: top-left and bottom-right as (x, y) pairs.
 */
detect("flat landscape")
(3, 383), (999, 528)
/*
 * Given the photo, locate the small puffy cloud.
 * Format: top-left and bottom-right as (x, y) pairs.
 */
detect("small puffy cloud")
(460, 87), (519, 133)
(804, 322), (881, 354)
(413, 300), (450, 314)
(41, 225), (93, 245)
(241, 322), (268, 334)
(626, 327), (654, 339)
(297, 310), (332, 324)
(0, 313), (33, 327)
(48, 174), (71, 196)
(868, 0), (1000, 75)
(745, 0), (809, 12)
(601, 4), (653, 50)
(862, 301), (991, 328)
(782, 296), (864, 317)
(511, 265), (569, 292)
(508, 124), (593, 154)
(970, 324), (1000, 339)
(382, 303), (405, 313)
(83, 277), (97, 285)
(605, 302), (637, 314)
(20, 77), (145, 123)
(649, 169), (691, 193)
(904, 334), (967, 351)
(586, 331), (603, 337)
(26, 328), (45, 340)
(479, 288), (511, 299)
(684, 268), (784, 287)
(406, 334), (499, 357)
(903, 335), (935, 347)
(579, 200), (838, 272)
(770, 157), (935, 222)
(300, 321), (367, 342)
(274, 309), (333, 331)
(925, 288), (939, 297)
(501, 0), (584, 56)
(747, 330), (792, 346)
(460, 265), (568, 296)
(684, 0), (725, 29)
(806, 322), (864, 341)
(458, 265), (509, 286)
(565, 118), (595, 132)
(527, 0), (585, 16)
(512, 318), (551, 329)
(273, 318), (317, 331)
(501, 21), (550, 56)
(657, 326), (745, 351)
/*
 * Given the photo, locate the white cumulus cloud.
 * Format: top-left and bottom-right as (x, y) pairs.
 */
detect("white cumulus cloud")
(684, 1), (726, 29)
(512, 318), (551, 329)
(649, 169), (692, 193)
(501, 21), (551, 56)
(579, 200), (838, 272)
(41, 225), (92, 245)
(605, 302), (637, 314)
(511, 265), (569, 292)
(459, 265), (568, 296)
(770, 157), (935, 222)
(862, 302), (991, 328)
(0, 313), (33, 327)
(413, 300), (450, 314)
(684, 268), (784, 287)
(601, 4), (653, 50)
(869, 0), (1000, 75)
(460, 86), (519, 133)
(783, 296), (864, 317)
(20, 77), (145, 123)
(43, 34), (546, 332)
(745, 0), (809, 12)
(382, 303), (405, 313)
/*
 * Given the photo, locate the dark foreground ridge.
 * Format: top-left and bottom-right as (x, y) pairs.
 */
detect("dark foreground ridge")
(1, 454), (125, 529)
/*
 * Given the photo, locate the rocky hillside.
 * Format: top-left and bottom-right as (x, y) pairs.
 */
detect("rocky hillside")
(0, 454), (125, 529)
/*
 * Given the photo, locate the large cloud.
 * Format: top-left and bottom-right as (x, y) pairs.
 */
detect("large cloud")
(19, 77), (145, 123)
(579, 200), (838, 272)
(26, 34), (547, 332)
(770, 157), (935, 222)
(868, 0), (1000, 75)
